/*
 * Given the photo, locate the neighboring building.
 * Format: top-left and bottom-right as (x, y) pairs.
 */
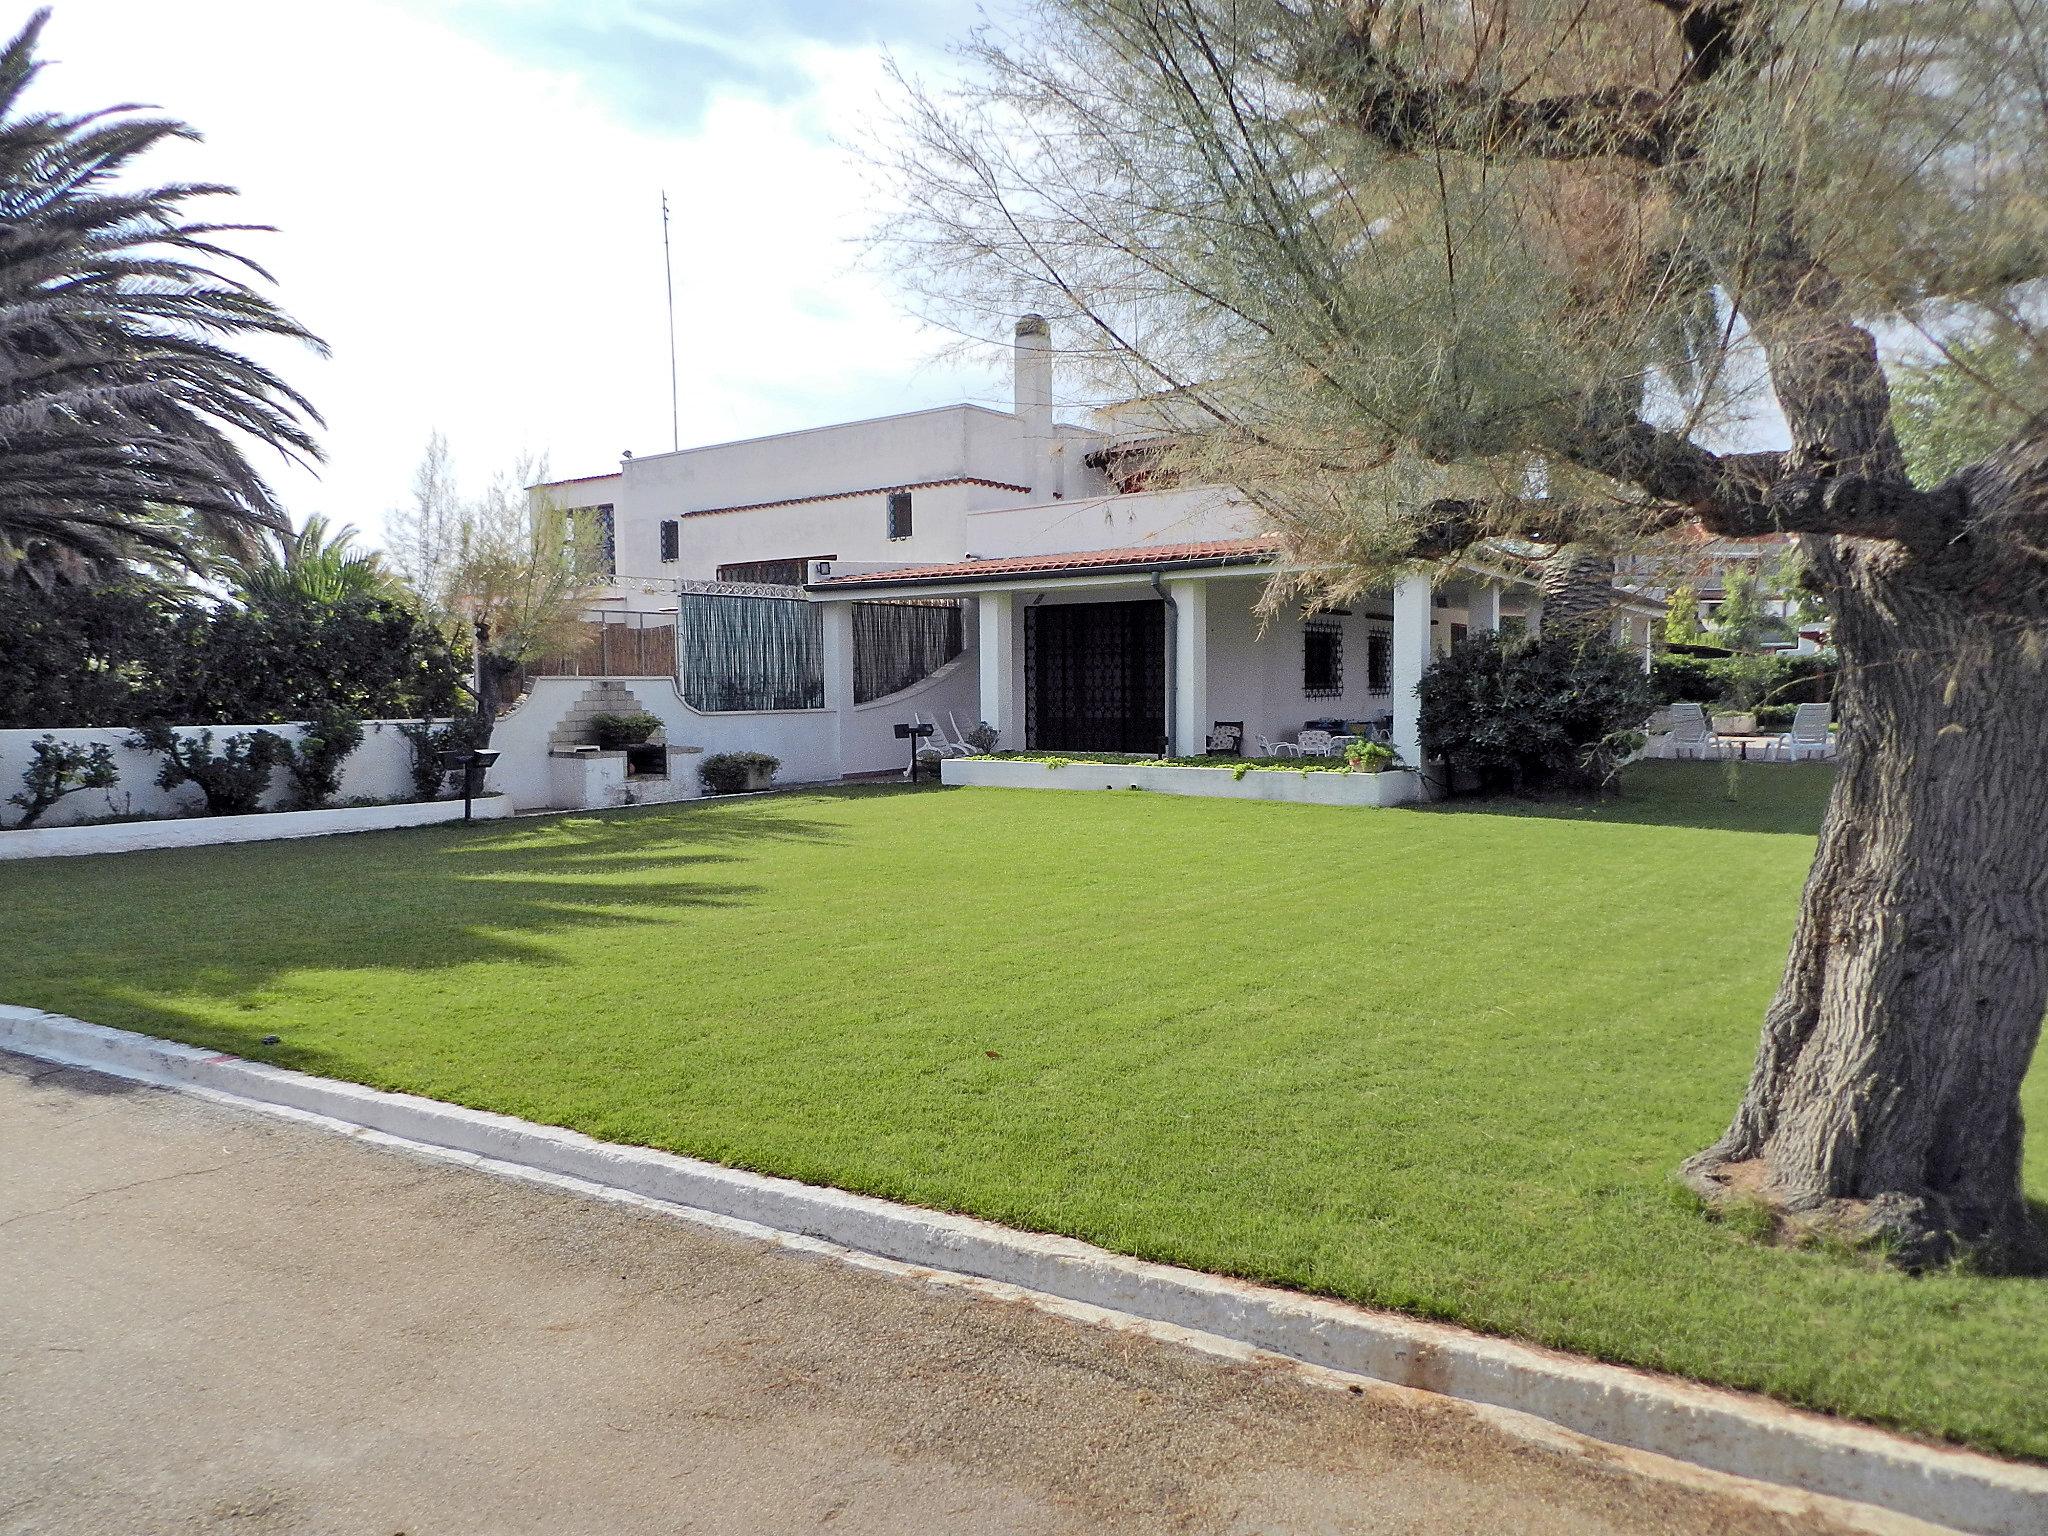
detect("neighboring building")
(1623, 531), (1827, 653)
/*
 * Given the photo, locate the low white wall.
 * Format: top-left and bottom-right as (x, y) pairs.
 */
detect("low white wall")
(0, 719), (438, 830)
(487, 654), (984, 811)
(0, 794), (509, 860)
(941, 757), (1423, 807)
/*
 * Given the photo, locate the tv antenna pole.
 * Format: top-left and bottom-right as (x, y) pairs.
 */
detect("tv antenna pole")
(661, 189), (679, 452)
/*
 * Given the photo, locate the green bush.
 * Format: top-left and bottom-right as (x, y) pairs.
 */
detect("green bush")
(280, 712), (366, 809)
(698, 751), (780, 795)
(398, 714), (490, 801)
(587, 710), (662, 750)
(129, 724), (289, 816)
(7, 736), (119, 828)
(1753, 704), (1796, 733)
(1420, 631), (1656, 794)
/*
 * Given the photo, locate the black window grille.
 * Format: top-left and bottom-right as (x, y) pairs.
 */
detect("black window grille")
(1366, 628), (1393, 694)
(886, 490), (913, 540)
(678, 592), (822, 711)
(659, 520), (680, 562)
(579, 505), (615, 577)
(1303, 619), (1343, 698)
(853, 600), (963, 704)
(718, 557), (824, 586)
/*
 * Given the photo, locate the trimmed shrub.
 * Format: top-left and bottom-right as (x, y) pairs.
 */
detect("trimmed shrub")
(699, 751), (780, 795)
(587, 710), (662, 750)
(1650, 650), (1836, 708)
(398, 714), (490, 801)
(280, 712), (366, 809)
(129, 724), (289, 816)
(1420, 631), (1656, 794)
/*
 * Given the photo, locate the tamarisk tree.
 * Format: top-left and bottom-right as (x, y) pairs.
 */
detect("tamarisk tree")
(877, 0), (2048, 1268)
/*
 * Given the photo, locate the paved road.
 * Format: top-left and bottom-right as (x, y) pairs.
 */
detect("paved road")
(0, 1054), (1871, 1536)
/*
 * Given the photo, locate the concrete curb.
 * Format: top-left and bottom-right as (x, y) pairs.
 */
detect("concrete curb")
(0, 795), (510, 860)
(5, 1005), (2042, 1536)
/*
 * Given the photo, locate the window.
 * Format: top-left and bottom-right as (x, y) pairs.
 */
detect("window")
(886, 489), (913, 540)
(573, 504), (615, 577)
(659, 520), (679, 563)
(1366, 628), (1393, 694)
(1303, 619), (1343, 698)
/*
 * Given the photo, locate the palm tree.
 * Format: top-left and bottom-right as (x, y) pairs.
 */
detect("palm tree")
(0, 8), (324, 586)
(229, 514), (403, 608)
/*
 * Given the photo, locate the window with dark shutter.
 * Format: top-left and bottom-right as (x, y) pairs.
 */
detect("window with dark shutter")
(886, 490), (913, 540)
(1303, 619), (1343, 698)
(659, 520), (679, 562)
(1366, 629), (1393, 694)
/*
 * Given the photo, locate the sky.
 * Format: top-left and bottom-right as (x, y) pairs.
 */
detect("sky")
(16, 0), (1003, 548)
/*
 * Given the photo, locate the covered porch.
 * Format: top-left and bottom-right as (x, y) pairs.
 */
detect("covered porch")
(809, 542), (1594, 776)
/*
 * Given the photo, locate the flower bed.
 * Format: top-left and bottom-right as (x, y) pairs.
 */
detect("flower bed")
(940, 752), (1423, 806)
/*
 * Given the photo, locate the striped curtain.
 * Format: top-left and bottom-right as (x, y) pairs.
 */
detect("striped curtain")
(678, 593), (824, 711)
(853, 600), (963, 704)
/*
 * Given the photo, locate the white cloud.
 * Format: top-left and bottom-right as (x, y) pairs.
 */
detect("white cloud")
(21, 0), (996, 545)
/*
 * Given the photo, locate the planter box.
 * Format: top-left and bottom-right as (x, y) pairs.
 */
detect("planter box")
(0, 795), (511, 861)
(1712, 712), (1757, 735)
(940, 757), (1424, 807)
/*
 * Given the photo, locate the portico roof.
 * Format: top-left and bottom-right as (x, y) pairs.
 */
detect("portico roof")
(807, 537), (1281, 591)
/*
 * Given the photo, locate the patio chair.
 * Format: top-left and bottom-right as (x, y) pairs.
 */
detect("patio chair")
(915, 713), (971, 759)
(1666, 703), (1726, 760)
(1295, 728), (1337, 757)
(945, 711), (989, 756)
(1255, 734), (1304, 759)
(1778, 702), (1836, 762)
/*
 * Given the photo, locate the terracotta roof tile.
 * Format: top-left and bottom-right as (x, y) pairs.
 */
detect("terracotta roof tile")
(810, 537), (1279, 588)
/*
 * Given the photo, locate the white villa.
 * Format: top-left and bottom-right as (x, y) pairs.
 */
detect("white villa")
(497, 316), (1659, 811)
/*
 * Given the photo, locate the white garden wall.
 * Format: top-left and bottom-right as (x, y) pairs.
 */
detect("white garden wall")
(0, 719), (439, 830)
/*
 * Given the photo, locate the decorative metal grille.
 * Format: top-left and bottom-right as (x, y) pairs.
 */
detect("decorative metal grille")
(854, 599), (963, 704)
(1025, 600), (1166, 754)
(1303, 618), (1344, 698)
(718, 557), (826, 586)
(678, 591), (823, 711)
(886, 490), (913, 540)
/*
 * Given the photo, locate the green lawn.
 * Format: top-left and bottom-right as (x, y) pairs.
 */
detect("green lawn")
(5, 762), (2044, 1460)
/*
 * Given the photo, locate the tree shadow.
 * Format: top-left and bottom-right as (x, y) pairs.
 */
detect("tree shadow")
(2, 798), (854, 1039)
(1415, 761), (1837, 837)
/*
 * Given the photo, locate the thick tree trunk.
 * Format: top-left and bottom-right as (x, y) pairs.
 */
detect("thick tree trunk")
(1684, 523), (2048, 1271)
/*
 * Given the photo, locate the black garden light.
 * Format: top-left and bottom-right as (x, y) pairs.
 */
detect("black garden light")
(893, 720), (935, 780)
(438, 748), (501, 822)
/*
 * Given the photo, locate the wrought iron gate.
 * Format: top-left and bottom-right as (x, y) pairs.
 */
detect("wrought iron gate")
(1026, 600), (1166, 754)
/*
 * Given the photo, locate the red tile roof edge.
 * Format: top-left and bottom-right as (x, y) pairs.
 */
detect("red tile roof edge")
(810, 537), (1280, 587)
(530, 471), (624, 489)
(684, 477), (1032, 519)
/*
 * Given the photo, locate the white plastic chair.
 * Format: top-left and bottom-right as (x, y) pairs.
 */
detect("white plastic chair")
(1778, 702), (1836, 761)
(1256, 735), (1303, 759)
(1667, 703), (1727, 760)
(916, 713), (971, 759)
(945, 711), (987, 756)
(1295, 729), (1337, 757)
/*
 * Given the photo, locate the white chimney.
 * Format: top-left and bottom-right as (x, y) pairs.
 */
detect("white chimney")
(1013, 313), (1057, 500)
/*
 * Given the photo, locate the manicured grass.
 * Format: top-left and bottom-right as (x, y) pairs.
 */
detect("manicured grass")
(4, 762), (2044, 1459)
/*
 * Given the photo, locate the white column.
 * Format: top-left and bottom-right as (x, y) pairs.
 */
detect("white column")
(1525, 595), (1544, 638)
(819, 599), (855, 777)
(1467, 580), (1502, 635)
(1391, 574), (1432, 768)
(977, 590), (1024, 748)
(1166, 577), (1209, 756)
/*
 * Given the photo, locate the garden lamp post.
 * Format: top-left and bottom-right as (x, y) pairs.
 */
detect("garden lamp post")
(438, 748), (500, 822)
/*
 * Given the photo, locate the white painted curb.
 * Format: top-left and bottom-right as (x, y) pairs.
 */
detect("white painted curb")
(4, 1005), (2042, 1536)
(0, 795), (510, 860)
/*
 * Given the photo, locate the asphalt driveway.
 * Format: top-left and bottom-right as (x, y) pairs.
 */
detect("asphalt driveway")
(0, 1053), (1872, 1535)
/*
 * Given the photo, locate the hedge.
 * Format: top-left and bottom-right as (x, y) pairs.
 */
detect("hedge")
(1651, 651), (1836, 709)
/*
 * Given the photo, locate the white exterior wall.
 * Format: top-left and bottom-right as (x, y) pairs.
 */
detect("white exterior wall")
(0, 720), (433, 829)
(1203, 578), (1411, 752)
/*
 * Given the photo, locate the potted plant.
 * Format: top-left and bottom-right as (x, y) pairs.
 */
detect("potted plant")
(588, 711), (663, 751)
(698, 751), (780, 795)
(1711, 708), (1757, 736)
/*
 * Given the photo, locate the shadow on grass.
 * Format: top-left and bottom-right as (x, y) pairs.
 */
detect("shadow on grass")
(1, 798), (854, 1036)
(1418, 760), (1837, 837)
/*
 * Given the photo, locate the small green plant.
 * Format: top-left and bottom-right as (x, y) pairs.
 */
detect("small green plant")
(698, 750), (780, 795)
(962, 720), (1001, 754)
(587, 710), (662, 751)
(280, 712), (365, 809)
(8, 735), (119, 827)
(129, 724), (289, 816)
(1342, 739), (1397, 773)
